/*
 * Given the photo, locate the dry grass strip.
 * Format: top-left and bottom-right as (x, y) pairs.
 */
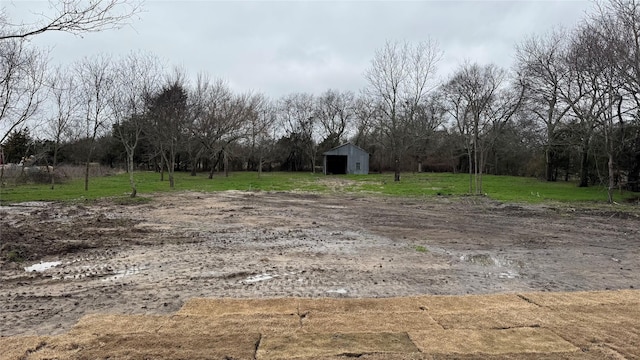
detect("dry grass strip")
(409, 328), (579, 355)
(69, 313), (300, 337)
(164, 314), (300, 335)
(178, 297), (300, 316)
(298, 297), (425, 314)
(415, 293), (536, 314)
(429, 307), (553, 330)
(543, 303), (640, 326)
(257, 332), (420, 359)
(298, 354), (435, 360)
(425, 346), (627, 360)
(519, 289), (640, 307)
(39, 332), (259, 359)
(545, 321), (640, 359)
(541, 303), (640, 359)
(0, 336), (50, 359)
(301, 311), (441, 333)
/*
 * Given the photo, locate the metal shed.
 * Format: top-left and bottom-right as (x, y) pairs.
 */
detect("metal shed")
(322, 143), (369, 175)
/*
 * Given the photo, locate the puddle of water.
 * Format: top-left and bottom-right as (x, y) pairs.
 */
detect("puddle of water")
(13, 201), (52, 208)
(102, 266), (147, 281)
(244, 273), (277, 283)
(461, 254), (495, 266)
(24, 261), (61, 272)
(498, 271), (519, 279)
(326, 288), (348, 294)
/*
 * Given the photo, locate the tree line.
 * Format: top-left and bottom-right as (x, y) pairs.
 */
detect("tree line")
(2, 0), (640, 202)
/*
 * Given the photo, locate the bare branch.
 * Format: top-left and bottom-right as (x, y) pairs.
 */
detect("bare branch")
(0, 0), (143, 41)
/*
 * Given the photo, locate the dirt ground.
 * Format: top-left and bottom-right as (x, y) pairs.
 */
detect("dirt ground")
(1, 190), (639, 338)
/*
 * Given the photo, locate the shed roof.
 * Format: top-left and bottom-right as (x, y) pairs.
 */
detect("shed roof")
(322, 143), (369, 156)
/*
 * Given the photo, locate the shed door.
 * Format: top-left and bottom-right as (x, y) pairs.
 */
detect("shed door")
(326, 155), (347, 174)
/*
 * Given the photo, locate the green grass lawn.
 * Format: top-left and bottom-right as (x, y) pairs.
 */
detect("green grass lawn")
(0, 170), (637, 205)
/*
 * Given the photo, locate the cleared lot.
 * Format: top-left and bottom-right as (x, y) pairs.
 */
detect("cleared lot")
(1, 190), (639, 357)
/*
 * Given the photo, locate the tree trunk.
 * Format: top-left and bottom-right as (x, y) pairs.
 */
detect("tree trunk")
(190, 156), (197, 176)
(169, 151), (175, 189)
(258, 151), (263, 179)
(578, 146), (589, 188)
(128, 151), (137, 198)
(159, 156), (165, 181)
(629, 147), (640, 192)
(224, 149), (229, 178)
(162, 151), (174, 189)
(468, 147), (473, 194)
(545, 146), (555, 182)
(84, 145), (94, 192)
(477, 148), (484, 195)
(208, 155), (216, 179)
(474, 137), (480, 195)
(51, 142), (59, 190)
(394, 156), (400, 182)
(607, 152), (614, 204)
(84, 141), (94, 191)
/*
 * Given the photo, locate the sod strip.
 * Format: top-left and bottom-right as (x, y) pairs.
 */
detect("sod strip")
(409, 328), (579, 355)
(518, 289), (640, 307)
(300, 312), (442, 333)
(178, 297), (300, 316)
(414, 293), (538, 314)
(428, 307), (553, 330)
(257, 332), (420, 359)
(0, 336), (50, 360)
(297, 297), (426, 314)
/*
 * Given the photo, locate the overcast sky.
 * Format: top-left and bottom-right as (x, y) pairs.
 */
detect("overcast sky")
(7, 1), (592, 97)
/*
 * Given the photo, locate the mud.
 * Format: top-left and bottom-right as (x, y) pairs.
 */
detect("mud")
(1, 190), (639, 337)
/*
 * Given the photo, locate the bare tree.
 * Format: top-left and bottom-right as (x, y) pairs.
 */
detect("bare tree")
(185, 73), (214, 177)
(351, 94), (380, 149)
(0, 39), (46, 145)
(110, 52), (163, 197)
(516, 30), (574, 181)
(442, 81), (473, 190)
(0, 0), (142, 41)
(1, 0), (142, 182)
(594, 0), (640, 108)
(46, 64), (79, 189)
(409, 92), (447, 172)
(278, 92), (317, 172)
(315, 89), (355, 151)
(560, 26), (611, 189)
(443, 62), (521, 194)
(364, 40), (442, 181)
(244, 93), (274, 177)
(591, 0), (640, 196)
(190, 77), (251, 179)
(75, 53), (114, 191)
(146, 69), (188, 188)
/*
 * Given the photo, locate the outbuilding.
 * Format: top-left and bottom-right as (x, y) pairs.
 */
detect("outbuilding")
(322, 143), (369, 175)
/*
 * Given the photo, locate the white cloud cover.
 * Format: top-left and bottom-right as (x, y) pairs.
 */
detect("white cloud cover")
(5, 0), (591, 97)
